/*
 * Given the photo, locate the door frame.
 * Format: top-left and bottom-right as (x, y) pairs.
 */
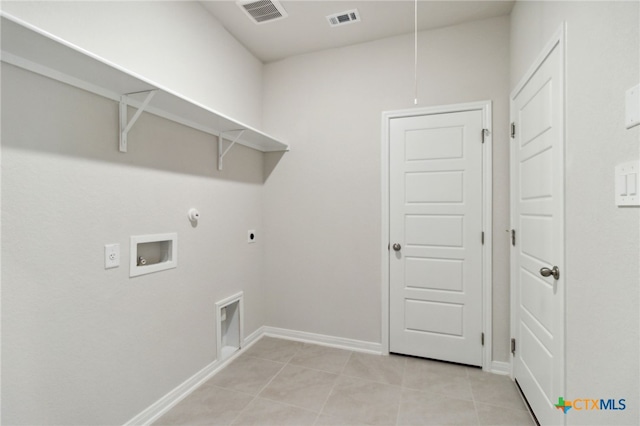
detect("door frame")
(381, 101), (493, 371)
(509, 23), (566, 413)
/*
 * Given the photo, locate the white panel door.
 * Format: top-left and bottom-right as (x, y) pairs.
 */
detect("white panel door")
(389, 110), (484, 366)
(511, 31), (565, 426)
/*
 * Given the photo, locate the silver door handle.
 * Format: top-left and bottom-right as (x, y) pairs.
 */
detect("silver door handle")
(392, 243), (401, 251)
(540, 266), (560, 280)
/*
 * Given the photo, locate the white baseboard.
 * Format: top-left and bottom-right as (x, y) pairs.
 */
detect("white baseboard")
(124, 329), (264, 426)
(127, 326), (508, 425)
(124, 359), (224, 426)
(243, 326), (265, 348)
(490, 360), (511, 375)
(123, 327), (420, 425)
(262, 326), (383, 355)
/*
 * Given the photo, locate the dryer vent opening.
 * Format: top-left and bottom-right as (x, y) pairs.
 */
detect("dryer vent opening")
(216, 292), (244, 361)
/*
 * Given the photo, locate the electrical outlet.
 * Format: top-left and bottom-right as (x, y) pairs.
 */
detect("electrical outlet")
(248, 230), (257, 244)
(105, 244), (120, 269)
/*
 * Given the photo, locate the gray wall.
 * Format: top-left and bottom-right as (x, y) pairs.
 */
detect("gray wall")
(511, 1), (640, 424)
(1, 1), (264, 128)
(262, 15), (512, 362)
(1, 1), (267, 424)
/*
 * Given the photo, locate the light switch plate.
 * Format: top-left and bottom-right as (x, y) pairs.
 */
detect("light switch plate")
(625, 84), (640, 129)
(615, 161), (640, 206)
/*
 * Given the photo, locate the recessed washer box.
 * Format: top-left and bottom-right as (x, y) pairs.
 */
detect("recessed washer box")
(130, 233), (177, 277)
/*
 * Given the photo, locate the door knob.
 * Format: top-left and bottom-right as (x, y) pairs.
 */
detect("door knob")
(539, 266), (560, 280)
(392, 243), (402, 251)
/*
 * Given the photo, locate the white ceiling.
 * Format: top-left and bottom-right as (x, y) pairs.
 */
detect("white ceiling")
(200, 1), (514, 63)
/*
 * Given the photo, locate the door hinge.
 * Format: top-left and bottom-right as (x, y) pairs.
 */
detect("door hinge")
(481, 332), (485, 346)
(511, 337), (516, 355)
(511, 229), (516, 246)
(481, 128), (488, 144)
(510, 122), (516, 139)
(481, 231), (485, 245)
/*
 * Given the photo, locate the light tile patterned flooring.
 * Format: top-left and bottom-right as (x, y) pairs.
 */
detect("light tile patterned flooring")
(155, 337), (535, 426)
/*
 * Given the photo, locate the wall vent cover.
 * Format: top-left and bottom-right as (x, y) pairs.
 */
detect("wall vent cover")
(326, 9), (361, 27)
(237, 0), (288, 24)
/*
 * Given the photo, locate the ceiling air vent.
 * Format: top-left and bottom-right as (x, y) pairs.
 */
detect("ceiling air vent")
(326, 9), (361, 27)
(237, 0), (288, 24)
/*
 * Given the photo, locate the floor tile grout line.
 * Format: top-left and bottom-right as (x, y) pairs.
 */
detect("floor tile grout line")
(339, 353), (407, 388)
(228, 350), (292, 425)
(240, 353), (288, 365)
(473, 399), (531, 412)
(255, 358), (290, 396)
(208, 383), (262, 399)
(473, 398), (537, 426)
(315, 374), (339, 418)
(204, 382), (258, 426)
(394, 357), (409, 426)
(161, 338), (529, 426)
(232, 353), (329, 425)
(287, 360), (352, 376)
(339, 370), (407, 388)
(314, 351), (354, 422)
(337, 351), (353, 376)
(239, 341), (344, 419)
(256, 393), (325, 415)
(256, 363), (339, 413)
(472, 398), (483, 426)
(250, 343), (334, 416)
(228, 394), (258, 426)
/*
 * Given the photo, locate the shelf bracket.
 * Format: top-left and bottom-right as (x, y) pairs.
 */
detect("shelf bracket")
(218, 129), (246, 171)
(119, 90), (158, 152)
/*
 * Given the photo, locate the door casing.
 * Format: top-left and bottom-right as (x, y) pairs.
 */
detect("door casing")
(381, 101), (493, 371)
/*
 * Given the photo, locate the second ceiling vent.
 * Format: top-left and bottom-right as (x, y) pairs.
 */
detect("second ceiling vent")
(326, 9), (361, 27)
(237, 0), (288, 24)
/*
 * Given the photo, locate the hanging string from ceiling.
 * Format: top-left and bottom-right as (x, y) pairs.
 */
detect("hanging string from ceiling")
(414, 0), (418, 105)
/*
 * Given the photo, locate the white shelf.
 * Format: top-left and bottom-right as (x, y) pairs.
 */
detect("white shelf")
(0, 13), (289, 163)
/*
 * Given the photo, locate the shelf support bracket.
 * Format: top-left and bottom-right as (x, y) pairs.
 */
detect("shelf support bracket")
(119, 90), (157, 152)
(218, 129), (246, 171)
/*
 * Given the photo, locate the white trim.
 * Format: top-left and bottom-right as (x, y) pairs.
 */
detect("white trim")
(124, 326), (381, 425)
(262, 326), (383, 355)
(490, 361), (512, 376)
(126, 324), (512, 425)
(125, 328), (263, 426)
(244, 325), (264, 348)
(215, 292), (244, 362)
(123, 341), (250, 426)
(381, 101), (493, 370)
(380, 112), (391, 356)
(481, 103), (494, 371)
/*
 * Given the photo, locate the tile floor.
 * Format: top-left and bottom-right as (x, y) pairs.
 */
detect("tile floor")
(155, 337), (535, 426)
